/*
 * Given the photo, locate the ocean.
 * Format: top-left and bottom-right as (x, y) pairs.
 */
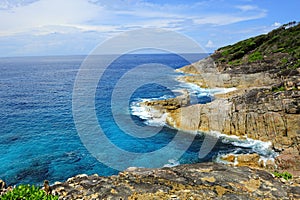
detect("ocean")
(0, 54), (275, 186)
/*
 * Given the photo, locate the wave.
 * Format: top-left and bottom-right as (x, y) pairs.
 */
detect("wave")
(163, 159), (180, 168)
(179, 81), (236, 95)
(130, 100), (168, 127)
(208, 130), (278, 166)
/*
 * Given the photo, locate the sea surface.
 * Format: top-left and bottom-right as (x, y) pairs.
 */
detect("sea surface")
(0, 54), (275, 186)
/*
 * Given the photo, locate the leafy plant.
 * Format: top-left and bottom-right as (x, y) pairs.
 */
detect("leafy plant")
(272, 86), (285, 92)
(1, 184), (58, 200)
(273, 171), (293, 180)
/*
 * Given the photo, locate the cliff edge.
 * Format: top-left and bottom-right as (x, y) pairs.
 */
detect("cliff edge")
(148, 22), (300, 175)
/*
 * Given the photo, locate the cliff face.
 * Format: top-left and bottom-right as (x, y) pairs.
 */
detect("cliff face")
(50, 162), (300, 199)
(166, 88), (300, 174)
(146, 23), (300, 175)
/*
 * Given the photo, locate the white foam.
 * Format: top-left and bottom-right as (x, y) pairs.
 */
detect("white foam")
(130, 101), (168, 127)
(215, 153), (239, 165)
(130, 102), (152, 120)
(204, 130), (278, 162)
(163, 159), (180, 168)
(178, 82), (236, 100)
(214, 87), (237, 94)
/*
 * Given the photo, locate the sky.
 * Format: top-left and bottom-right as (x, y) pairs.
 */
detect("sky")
(0, 0), (299, 57)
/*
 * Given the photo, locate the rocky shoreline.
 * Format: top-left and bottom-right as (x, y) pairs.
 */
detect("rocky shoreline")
(170, 54), (300, 175)
(139, 53), (300, 175)
(2, 163), (299, 199)
(48, 163), (300, 199)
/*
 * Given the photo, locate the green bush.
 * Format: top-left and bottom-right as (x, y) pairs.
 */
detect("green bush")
(1, 184), (58, 200)
(221, 50), (230, 57)
(248, 51), (263, 62)
(228, 59), (243, 66)
(272, 86), (285, 92)
(273, 171), (293, 180)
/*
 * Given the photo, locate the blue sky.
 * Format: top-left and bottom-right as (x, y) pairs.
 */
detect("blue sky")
(0, 0), (299, 57)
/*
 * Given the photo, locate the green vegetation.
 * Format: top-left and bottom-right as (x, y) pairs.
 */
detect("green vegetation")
(281, 58), (288, 64)
(213, 21), (300, 69)
(1, 184), (58, 200)
(273, 171), (293, 180)
(289, 59), (300, 70)
(272, 85), (285, 92)
(228, 59), (243, 66)
(248, 51), (263, 62)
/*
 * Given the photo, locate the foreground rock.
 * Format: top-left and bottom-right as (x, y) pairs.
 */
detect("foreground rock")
(51, 163), (300, 199)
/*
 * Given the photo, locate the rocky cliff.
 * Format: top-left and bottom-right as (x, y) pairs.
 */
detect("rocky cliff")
(145, 23), (300, 175)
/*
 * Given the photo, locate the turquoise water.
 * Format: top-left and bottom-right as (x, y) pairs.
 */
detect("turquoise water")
(0, 54), (269, 186)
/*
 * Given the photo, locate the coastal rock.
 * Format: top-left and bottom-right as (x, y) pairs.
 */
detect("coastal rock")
(220, 154), (276, 169)
(51, 162), (300, 199)
(161, 64), (300, 175)
(0, 180), (6, 191)
(236, 153), (260, 167)
(0, 180), (6, 196)
(142, 89), (190, 111)
(140, 25), (300, 178)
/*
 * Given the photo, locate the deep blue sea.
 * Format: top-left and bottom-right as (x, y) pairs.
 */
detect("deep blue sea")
(0, 54), (275, 186)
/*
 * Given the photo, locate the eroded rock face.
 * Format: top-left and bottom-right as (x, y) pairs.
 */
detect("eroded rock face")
(50, 163), (300, 199)
(151, 55), (300, 175)
(164, 87), (300, 175)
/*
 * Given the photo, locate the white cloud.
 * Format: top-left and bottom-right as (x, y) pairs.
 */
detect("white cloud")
(0, 0), (103, 36)
(0, 0), (269, 36)
(193, 11), (266, 26)
(272, 22), (281, 27)
(0, 0), (39, 10)
(236, 5), (258, 12)
(205, 40), (214, 48)
(0, 0), (272, 56)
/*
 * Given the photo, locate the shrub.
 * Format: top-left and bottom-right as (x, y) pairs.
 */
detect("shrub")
(248, 51), (263, 62)
(272, 86), (285, 92)
(1, 184), (58, 200)
(273, 171), (293, 180)
(229, 50), (245, 61)
(228, 59), (243, 66)
(221, 50), (230, 57)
